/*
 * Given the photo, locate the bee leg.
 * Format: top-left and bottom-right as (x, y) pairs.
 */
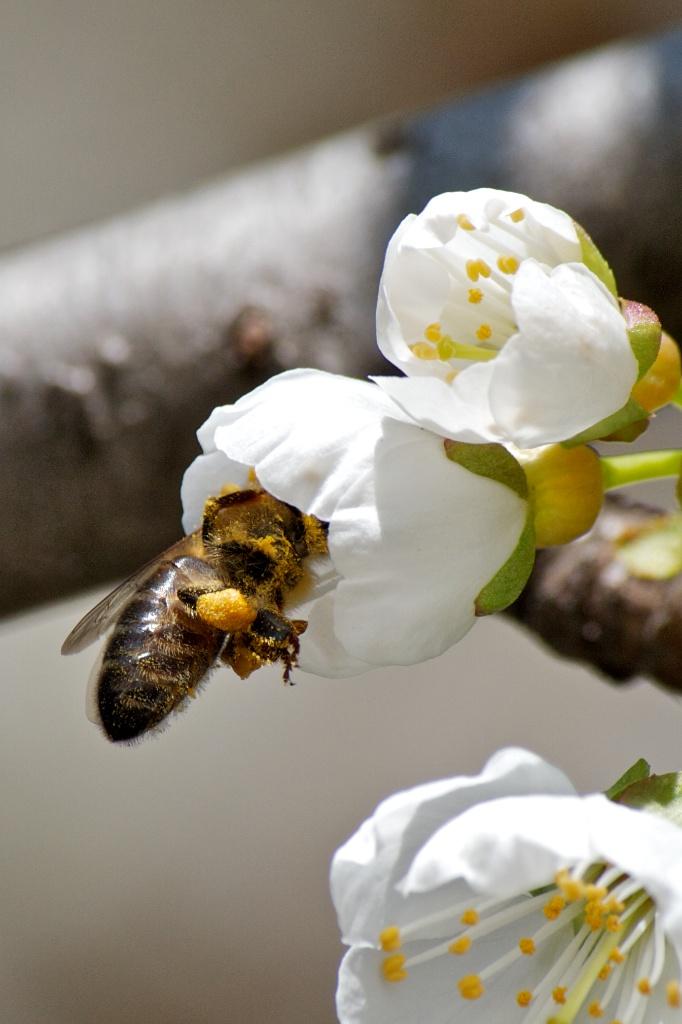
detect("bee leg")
(184, 587), (258, 632)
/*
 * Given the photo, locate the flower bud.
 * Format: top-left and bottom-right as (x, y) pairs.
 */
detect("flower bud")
(519, 444), (603, 547)
(631, 330), (681, 413)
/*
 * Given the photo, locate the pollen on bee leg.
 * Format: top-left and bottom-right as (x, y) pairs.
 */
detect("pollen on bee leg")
(195, 588), (257, 631)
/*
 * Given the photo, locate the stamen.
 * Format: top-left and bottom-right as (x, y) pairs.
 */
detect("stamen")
(468, 287), (483, 303)
(476, 324), (492, 341)
(381, 954), (407, 982)
(466, 258), (492, 281)
(458, 974), (484, 1000)
(517, 989), (533, 1006)
(436, 335), (456, 360)
(510, 207), (525, 222)
(449, 936), (471, 955)
(424, 322), (442, 341)
(461, 909), (479, 926)
(497, 255), (519, 274)
(588, 1000), (604, 1017)
(519, 937), (536, 955)
(456, 214), (475, 230)
(379, 926), (401, 952)
(553, 987), (568, 1004)
(667, 980), (681, 1007)
(409, 342), (438, 360)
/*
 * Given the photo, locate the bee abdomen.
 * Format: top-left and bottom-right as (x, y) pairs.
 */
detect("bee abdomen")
(97, 557), (224, 743)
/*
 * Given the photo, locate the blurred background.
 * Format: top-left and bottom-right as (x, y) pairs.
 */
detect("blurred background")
(2, 3), (682, 1022)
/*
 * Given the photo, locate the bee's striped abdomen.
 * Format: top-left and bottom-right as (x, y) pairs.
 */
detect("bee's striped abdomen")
(96, 556), (224, 742)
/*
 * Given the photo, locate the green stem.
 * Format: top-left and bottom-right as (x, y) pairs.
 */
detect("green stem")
(601, 449), (682, 492)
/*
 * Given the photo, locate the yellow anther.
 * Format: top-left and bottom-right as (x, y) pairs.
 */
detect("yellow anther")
(445, 370), (457, 383)
(544, 895), (566, 920)
(598, 965), (612, 981)
(510, 207), (525, 222)
(666, 981), (681, 1007)
(448, 936), (472, 955)
(637, 978), (652, 996)
(381, 955), (407, 982)
(562, 879), (585, 902)
(605, 915), (622, 933)
(609, 948), (625, 964)
(437, 335), (457, 360)
(517, 990), (533, 1007)
(424, 322), (442, 341)
(519, 937), (536, 956)
(553, 987), (568, 1005)
(605, 897), (625, 914)
(195, 588), (257, 631)
(588, 1001), (604, 1018)
(468, 287), (483, 304)
(460, 909), (479, 926)
(585, 885), (608, 901)
(458, 974), (484, 1000)
(497, 255), (520, 274)
(476, 323), (492, 341)
(456, 214), (475, 231)
(379, 926), (401, 952)
(466, 258), (491, 281)
(409, 341), (438, 360)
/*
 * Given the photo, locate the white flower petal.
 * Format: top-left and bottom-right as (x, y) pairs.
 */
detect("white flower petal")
(296, 592), (374, 678)
(180, 450), (250, 533)
(331, 748), (576, 946)
(203, 368), (409, 520)
(327, 420), (527, 665)
(406, 790), (682, 966)
(373, 370), (498, 442)
(489, 261), (639, 446)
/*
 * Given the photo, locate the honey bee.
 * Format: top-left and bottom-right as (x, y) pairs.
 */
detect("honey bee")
(62, 487), (328, 743)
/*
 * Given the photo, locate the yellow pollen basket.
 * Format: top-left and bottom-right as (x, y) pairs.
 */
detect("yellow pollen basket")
(195, 588), (257, 631)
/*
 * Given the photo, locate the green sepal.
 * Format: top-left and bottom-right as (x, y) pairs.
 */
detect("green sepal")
(475, 513), (536, 616)
(613, 770), (682, 830)
(444, 440), (528, 499)
(616, 513), (682, 580)
(574, 221), (618, 297)
(605, 758), (651, 801)
(563, 397), (648, 447)
(443, 441), (535, 615)
(622, 299), (662, 379)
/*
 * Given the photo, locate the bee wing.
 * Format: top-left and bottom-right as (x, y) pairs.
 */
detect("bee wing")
(61, 533), (202, 655)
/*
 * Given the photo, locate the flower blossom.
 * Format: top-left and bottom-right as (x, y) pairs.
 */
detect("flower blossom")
(181, 369), (532, 676)
(332, 748), (682, 1024)
(375, 188), (641, 448)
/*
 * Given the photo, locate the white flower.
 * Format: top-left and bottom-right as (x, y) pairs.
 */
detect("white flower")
(376, 188), (639, 447)
(181, 369), (531, 677)
(331, 748), (682, 1024)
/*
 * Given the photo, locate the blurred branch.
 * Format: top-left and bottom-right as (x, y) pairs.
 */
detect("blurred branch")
(509, 496), (682, 695)
(2, 24), (682, 658)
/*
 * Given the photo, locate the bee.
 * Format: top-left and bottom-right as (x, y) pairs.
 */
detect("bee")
(62, 487), (328, 743)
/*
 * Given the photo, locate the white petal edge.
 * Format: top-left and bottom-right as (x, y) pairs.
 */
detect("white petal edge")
(331, 747), (576, 946)
(489, 261), (638, 446)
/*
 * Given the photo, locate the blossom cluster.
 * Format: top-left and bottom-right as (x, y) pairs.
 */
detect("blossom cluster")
(332, 748), (682, 1024)
(182, 188), (667, 676)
